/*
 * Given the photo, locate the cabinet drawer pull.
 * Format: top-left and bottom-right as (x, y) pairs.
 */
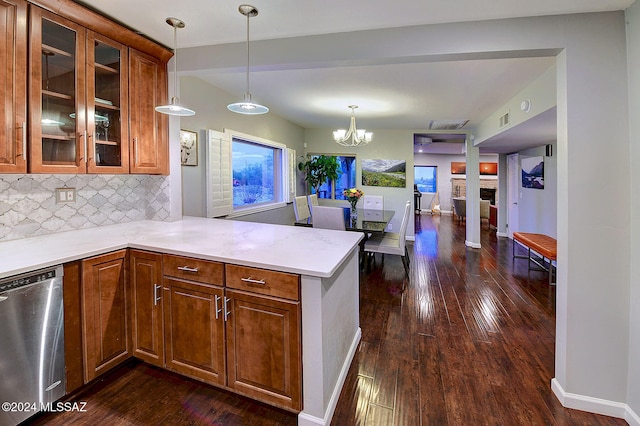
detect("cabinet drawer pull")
(177, 266), (199, 273)
(240, 277), (266, 285)
(153, 284), (162, 306)
(214, 295), (222, 320)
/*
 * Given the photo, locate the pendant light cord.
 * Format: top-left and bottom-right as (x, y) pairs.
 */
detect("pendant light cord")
(245, 12), (250, 98)
(173, 24), (179, 101)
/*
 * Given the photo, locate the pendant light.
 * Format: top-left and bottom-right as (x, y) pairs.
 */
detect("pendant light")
(227, 5), (269, 115)
(155, 17), (195, 116)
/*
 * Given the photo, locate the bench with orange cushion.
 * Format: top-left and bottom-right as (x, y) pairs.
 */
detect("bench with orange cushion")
(512, 232), (557, 285)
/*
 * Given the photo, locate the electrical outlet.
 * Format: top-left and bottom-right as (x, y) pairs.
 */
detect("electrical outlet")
(387, 223), (393, 231)
(56, 188), (76, 204)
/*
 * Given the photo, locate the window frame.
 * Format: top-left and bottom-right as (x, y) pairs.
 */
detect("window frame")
(226, 129), (290, 217)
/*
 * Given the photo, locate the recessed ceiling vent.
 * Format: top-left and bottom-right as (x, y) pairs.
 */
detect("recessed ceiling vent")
(428, 119), (469, 130)
(499, 111), (510, 128)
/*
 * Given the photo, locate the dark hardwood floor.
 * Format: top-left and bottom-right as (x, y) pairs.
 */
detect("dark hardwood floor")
(27, 214), (625, 426)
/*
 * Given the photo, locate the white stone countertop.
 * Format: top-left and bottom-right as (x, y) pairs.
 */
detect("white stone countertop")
(0, 216), (363, 279)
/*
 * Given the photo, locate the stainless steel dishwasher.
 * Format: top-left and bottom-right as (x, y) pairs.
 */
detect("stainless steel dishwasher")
(0, 265), (65, 426)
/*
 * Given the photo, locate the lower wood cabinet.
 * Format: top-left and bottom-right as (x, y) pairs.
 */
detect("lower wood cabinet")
(226, 289), (302, 411)
(163, 277), (226, 385)
(81, 249), (130, 382)
(130, 250), (164, 366)
(62, 261), (84, 393)
(130, 250), (303, 412)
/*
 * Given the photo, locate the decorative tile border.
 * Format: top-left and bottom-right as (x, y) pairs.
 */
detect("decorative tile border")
(0, 174), (171, 242)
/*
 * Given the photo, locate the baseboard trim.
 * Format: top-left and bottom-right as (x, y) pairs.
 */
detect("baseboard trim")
(298, 328), (362, 426)
(465, 240), (481, 249)
(497, 231), (508, 238)
(551, 378), (640, 424)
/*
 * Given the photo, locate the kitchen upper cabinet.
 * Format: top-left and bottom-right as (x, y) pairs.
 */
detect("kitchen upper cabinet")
(129, 49), (168, 175)
(130, 250), (164, 367)
(28, 7), (87, 173)
(0, 0), (27, 173)
(86, 31), (129, 173)
(82, 249), (131, 382)
(28, 7), (133, 174)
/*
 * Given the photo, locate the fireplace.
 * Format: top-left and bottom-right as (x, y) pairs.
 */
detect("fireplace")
(480, 188), (496, 205)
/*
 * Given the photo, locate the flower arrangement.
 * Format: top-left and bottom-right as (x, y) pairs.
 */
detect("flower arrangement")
(343, 188), (364, 210)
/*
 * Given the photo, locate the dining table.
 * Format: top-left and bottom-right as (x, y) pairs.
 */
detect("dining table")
(295, 207), (395, 269)
(295, 207), (394, 233)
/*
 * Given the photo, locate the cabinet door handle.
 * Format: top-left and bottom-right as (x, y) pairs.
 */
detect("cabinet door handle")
(79, 130), (87, 161)
(133, 137), (137, 163)
(223, 297), (231, 322)
(214, 295), (222, 320)
(240, 277), (266, 285)
(153, 284), (162, 306)
(88, 131), (95, 162)
(19, 122), (26, 158)
(177, 266), (198, 273)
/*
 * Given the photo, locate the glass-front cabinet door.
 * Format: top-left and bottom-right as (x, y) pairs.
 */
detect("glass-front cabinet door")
(86, 32), (128, 173)
(29, 7), (86, 173)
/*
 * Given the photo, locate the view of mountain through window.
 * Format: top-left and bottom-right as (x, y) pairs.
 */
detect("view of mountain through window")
(232, 139), (276, 207)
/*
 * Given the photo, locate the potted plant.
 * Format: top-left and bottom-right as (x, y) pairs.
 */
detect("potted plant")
(298, 155), (340, 195)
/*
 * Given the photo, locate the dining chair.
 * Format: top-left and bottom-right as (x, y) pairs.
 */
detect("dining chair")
(293, 195), (311, 223)
(312, 206), (346, 230)
(362, 195), (383, 210)
(364, 201), (411, 278)
(307, 193), (319, 214)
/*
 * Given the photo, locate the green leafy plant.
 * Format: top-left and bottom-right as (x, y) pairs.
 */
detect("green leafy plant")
(298, 155), (340, 195)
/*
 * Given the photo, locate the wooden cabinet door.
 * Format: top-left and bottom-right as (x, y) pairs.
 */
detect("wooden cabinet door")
(0, 0), (27, 173)
(225, 289), (302, 411)
(62, 261), (84, 393)
(29, 6), (87, 174)
(86, 31), (129, 173)
(164, 277), (226, 386)
(130, 250), (164, 366)
(82, 250), (130, 382)
(129, 48), (168, 175)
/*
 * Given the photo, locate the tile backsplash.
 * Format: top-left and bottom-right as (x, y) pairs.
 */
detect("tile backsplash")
(0, 174), (171, 242)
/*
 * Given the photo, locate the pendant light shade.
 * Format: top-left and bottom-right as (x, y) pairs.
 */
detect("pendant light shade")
(155, 17), (195, 117)
(227, 5), (269, 115)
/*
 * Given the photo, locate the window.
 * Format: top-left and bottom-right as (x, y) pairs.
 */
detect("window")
(312, 155), (356, 200)
(415, 165), (437, 193)
(232, 139), (278, 208)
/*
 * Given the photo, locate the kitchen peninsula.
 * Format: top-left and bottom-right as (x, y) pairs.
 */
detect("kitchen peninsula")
(0, 217), (362, 426)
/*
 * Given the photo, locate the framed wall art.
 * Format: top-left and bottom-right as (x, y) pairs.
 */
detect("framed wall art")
(521, 156), (544, 189)
(180, 129), (198, 166)
(362, 159), (406, 187)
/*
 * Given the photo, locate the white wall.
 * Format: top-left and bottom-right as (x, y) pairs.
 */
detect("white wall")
(625, 2), (640, 420)
(303, 129), (415, 238)
(179, 76), (306, 221)
(178, 12), (634, 416)
(517, 145), (557, 238)
(414, 153), (498, 212)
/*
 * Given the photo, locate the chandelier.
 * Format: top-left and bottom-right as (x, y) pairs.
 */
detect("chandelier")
(333, 105), (372, 147)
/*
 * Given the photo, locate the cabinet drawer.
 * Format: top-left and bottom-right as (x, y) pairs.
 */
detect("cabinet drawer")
(163, 254), (224, 285)
(226, 265), (300, 301)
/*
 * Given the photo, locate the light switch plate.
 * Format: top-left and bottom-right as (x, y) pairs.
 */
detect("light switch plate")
(56, 188), (76, 204)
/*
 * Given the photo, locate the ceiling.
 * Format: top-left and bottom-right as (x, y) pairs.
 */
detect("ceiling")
(76, 0), (634, 155)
